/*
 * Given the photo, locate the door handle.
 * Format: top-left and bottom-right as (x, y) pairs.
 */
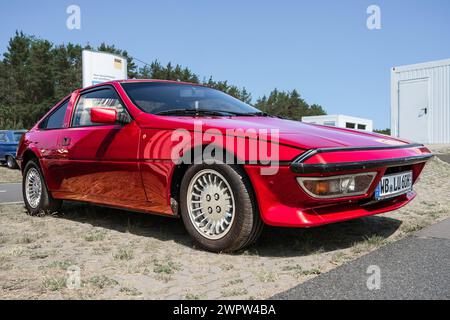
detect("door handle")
(62, 137), (71, 146)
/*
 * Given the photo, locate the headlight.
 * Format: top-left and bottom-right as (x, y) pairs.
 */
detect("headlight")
(297, 172), (376, 199)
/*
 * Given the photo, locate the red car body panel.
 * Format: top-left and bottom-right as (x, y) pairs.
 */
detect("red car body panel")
(16, 80), (433, 227)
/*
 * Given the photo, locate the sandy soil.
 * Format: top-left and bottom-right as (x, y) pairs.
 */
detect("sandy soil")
(0, 157), (449, 299)
(0, 166), (21, 183)
(427, 144), (450, 154)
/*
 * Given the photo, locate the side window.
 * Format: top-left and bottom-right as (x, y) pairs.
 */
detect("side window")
(0, 132), (9, 142)
(39, 100), (69, 130)
(72, 88), (128, 127)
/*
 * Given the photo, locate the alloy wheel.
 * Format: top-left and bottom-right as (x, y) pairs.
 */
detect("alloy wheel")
(25, 168), (42, 209)
(187, 169), (235, 240)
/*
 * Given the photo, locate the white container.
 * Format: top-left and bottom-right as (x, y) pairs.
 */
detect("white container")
(391, 59), (450, 143)
(301, 114), (373, 132)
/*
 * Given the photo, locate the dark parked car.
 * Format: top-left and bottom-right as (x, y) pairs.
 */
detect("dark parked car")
(0, 130), (26, 169)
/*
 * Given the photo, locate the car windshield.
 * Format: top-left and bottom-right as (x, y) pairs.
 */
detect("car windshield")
(121, 82), (262, 116)
(0, 132), (8, 142)
(13, 132), (24, 142)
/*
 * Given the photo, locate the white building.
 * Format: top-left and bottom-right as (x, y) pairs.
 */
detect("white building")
(301, 115), (373, 132)
(391, 58), (450, 144)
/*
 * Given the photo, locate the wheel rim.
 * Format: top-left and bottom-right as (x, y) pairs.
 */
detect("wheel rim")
(25, 168), (42, 209)
(187, 169), (235, 240)
(7, 157), (14, 167)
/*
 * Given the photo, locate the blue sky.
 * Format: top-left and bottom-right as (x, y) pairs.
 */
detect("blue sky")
(1, 0), (449, 129)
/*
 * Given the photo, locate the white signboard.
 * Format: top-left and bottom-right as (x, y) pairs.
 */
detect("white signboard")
(82, 50), (127, 88)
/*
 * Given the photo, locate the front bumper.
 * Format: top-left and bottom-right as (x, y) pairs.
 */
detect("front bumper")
(244, 144), (432, 227)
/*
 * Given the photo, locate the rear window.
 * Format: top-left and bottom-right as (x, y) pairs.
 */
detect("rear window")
(39, 100), (69, 129)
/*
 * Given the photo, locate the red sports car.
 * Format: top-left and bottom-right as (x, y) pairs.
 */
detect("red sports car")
(16, 80), (432, 252)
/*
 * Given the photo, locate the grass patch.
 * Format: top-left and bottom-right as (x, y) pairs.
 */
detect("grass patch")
(2, 279), (27, 291)
(29, 252), (49, 260)
(221, 288), (248, 298)
(281, 264), (321, 276)
(113, 248), (134, 261)
(153, 260), (181, 275)
(220, 264), (234, 271)
(88, 275), (118, 289)
(400, 220), (429, 234)
(84, 229), (107, 242)
(9, 247), (27, 257)
(364, 235), (387, 246)
(256, 270), (278, 283)
(281, 264), (303, 272)
(228, 278), (243, 286)
(352, 235), (387, 254)
(302, 267), (321, 276)
(152, 258), (181, 282)
(47, 260), (75, 270)
(331, 252), (348, 264)
(185, 292), (201, 300)
(17, 235), (35, 244)
(42, 276), (66, 291)
(119, 286), (141, 296)
(92, 246), (111, 255)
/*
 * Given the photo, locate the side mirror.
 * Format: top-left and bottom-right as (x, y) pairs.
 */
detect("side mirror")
(91, 107), (117, 124)
(90, 107), (131, 125)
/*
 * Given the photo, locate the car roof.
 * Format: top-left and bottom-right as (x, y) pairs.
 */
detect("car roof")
(80, 79), (206, 92)
(0, 130), (25, 132)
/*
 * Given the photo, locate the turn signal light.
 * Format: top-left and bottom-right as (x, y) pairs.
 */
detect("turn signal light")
(297, 172), (376, 199)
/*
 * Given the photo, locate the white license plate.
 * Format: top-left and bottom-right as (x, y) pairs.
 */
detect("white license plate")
(374, 171), (413, 200)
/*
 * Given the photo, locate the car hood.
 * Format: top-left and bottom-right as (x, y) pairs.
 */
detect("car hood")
(137, 115), (410, 150)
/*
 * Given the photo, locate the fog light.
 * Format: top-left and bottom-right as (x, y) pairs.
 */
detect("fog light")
(297, 172), (376, 199)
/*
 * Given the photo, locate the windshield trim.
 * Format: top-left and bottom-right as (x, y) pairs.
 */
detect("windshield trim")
(119, 81), (261, 117)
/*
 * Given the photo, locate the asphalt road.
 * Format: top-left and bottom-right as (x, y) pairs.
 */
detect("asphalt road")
(0, 183), (23, 204)
(437, 154), (450, 163)
(272, 218), (450, 300)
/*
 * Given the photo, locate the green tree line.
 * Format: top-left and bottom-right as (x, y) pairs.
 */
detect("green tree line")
(0, 31), (325, 129)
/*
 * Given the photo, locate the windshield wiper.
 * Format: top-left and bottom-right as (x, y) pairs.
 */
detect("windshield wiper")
(154, 109), (275, 117)
(243, 111), (272, 117)
(155, 109), (242, 116)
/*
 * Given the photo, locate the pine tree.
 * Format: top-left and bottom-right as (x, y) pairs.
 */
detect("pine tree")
(255, 89), (325, 120)
(0, 31), (326, 129)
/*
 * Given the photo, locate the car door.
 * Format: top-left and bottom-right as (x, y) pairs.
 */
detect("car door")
(56, 86), (148, 209)
(29, 99), (71, 192)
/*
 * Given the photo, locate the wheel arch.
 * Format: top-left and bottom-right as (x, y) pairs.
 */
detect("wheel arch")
(21, 149), (40, 172)
(168, 144), (251, 215)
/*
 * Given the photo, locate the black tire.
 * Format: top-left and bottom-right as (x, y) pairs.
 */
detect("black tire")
(180, 164), (263, 253)
(6, 156), (18, 169)
(22, 159), (62, 216)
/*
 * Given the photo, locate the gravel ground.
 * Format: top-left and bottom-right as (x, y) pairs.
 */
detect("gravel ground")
(427, 144), (450, 154)
(0, 156), (449, 299)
